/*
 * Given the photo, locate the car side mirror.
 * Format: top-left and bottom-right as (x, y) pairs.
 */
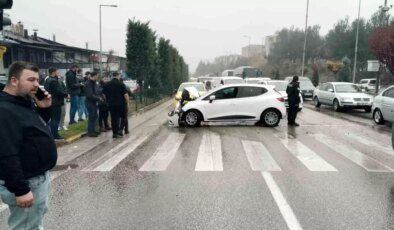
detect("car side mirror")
(328, 89), (334, 93)
(209, 95), (216, 103)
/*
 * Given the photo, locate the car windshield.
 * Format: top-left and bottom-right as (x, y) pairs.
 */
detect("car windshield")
(225, 79), (244, 84)
(369, 80), (376, 85)
(178, 84), (205, 92)
(268, 81), (287, 91)
(335, 84), (360, 93)
(299, 80), (314, 88)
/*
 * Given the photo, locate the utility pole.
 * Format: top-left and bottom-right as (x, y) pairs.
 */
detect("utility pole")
(301, 0), (309, 77)
(352, 0), (361, 83)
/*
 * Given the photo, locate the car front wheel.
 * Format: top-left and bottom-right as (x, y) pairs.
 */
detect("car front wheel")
(333, 99), (341, 112)
(183, 110), (202, 127)
(314, 96), (321, 108)
(373, 109), (385, 124)
(261, 109), (280, 127)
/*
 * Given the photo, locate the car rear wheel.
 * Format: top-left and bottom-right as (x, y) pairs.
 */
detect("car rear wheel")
(314, 96), (321, 108)
(261, 109), (280, 127)
(184, 110), (202, 127)
(373, 109), (385, 124)
(333, 99), (341, 112)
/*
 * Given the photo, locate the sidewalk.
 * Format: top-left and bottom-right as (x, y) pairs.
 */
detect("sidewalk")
(56, 98), (173, 166)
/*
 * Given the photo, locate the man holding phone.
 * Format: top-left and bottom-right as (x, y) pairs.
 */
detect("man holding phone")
(0, 61), (57, 229)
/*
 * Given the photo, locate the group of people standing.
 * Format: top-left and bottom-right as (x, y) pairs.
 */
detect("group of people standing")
(44, 65), (130, 139)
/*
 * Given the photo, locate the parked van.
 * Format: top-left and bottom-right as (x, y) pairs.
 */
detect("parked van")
(222, 69), (234, 76)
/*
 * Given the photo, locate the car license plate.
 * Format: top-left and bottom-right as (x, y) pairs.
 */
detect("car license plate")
(357, 103), (368, 106)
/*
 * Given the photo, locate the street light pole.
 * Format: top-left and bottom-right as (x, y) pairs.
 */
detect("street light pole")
(99, 4), (117, 78)
(301, 0), (309, 77)
(352, 0), (361, 83)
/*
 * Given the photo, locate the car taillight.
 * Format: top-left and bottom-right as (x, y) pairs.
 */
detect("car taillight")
(276, 97), (285, 102)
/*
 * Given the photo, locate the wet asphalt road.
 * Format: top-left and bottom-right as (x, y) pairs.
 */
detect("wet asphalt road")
(1, 100), (394, 230)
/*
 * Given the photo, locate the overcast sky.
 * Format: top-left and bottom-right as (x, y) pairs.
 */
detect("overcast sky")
(6, 0), (392, 72)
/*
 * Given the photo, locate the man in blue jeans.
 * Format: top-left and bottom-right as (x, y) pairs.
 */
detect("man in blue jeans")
(65, 65), (82, 125)
(0, 61), (57, 230)
(44, 67), (68, 140)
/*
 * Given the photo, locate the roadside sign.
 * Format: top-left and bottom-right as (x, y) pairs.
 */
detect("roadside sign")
(367, 60), (380, 72)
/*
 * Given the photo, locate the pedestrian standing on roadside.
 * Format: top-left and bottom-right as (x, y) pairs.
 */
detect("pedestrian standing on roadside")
(65, 65), (82, 125)
(98, 78), (111, 132)
(286, 75), (301, 126)
(120, 77), (130, 134)
(0, 61), (57, 230)
(44, 67), (68, 140)
(58, 74), (69, 131)
(103, 72), (129, 138)
(85, 72), (101, 137)
(77, 68), (87, 121)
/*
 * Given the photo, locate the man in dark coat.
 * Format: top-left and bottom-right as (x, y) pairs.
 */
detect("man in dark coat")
(103, 72), (129, 138)
(65, 65), (82, 124)
(84, 72), (101, 137)
(286, 75), (301, 126)
(0, 61), (57, 229)
(44, 67), (68, 140)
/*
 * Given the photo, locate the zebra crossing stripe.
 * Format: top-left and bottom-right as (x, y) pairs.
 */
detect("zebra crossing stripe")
(345, 133), (394, 156)
(195, 131), (223, 171)
(313, 133), (394, 172)
(262, 172), (303, 230)
(139, 132), (186, 171)
(280, 138), (337, 172)
(92, 135), (149, 172)
(242, 140), (281, 171)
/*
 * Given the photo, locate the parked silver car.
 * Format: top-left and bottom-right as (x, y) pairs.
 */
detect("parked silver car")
(313, 82), (373, 112)
(372, 85), (394, 124)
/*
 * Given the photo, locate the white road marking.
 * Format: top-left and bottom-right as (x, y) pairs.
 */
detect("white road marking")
(82, 137), (135, 171)
(242, 140), (281, 171)
(92, 135), (150, 172)
(345, 133), (394, 156)
(280, 138), (337, 172)
(262, 172), (303, 230)
(139, 133), (186, 171)
(195, 131), (223, 171)
(313, 133), (394, 172)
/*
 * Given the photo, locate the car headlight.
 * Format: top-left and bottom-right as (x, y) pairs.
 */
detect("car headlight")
(340, 97), (352, 102)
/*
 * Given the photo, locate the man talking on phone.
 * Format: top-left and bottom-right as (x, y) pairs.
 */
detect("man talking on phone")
(0, 61), (57, 229)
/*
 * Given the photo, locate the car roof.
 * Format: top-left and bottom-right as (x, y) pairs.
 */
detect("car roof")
(218, 83), (275, 89)
(327, 82), (355, 85)
(180, 82), (204, 85)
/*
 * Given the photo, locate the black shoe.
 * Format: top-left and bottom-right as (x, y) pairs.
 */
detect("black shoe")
(117, 132), (124, 137)
(293, 122), (300, 126)
(100, 128), (107, 132)
(94, 131), (101, 135)
(78, 118), (85, 121)
(87, 133), (99, 137)
(125, 130), (130, 135)
(113, 134), (121, 138)
(69, 121), (77, 125)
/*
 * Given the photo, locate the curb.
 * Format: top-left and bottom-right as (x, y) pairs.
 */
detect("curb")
(57, 97), (172, 147)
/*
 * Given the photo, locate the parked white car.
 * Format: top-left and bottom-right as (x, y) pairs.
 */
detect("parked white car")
(266, 80), (303, 111)
(313, 82), (373, 112)
(172, 84), (287, 127)
(372, 85), (394, 124)
(358, 78), (376, 92)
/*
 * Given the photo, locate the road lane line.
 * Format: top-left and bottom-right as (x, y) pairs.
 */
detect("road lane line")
(262, 172), (303, 230)
(242, 140), (281, 171)
(313, 133), (394, 172)
(139, 132), (186, 171)
(280, 138), (337, 172)
(82, 137), (133, 171)
(195, 131), (223, 171)
(345, 133), (394, 156)
(92, 135), (150, 172)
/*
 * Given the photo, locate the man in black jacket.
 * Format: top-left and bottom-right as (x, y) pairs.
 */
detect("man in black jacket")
(286, 75), (301, 126)
(44, 67), (68, 140)
(85, 72), (101, 137)
(65, 65), (82, 124)
(103, 73), (129, 138)
(0, 61), (57, 229)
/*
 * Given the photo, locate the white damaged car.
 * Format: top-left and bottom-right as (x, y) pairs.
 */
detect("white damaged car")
(169, 84), (287, 127)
